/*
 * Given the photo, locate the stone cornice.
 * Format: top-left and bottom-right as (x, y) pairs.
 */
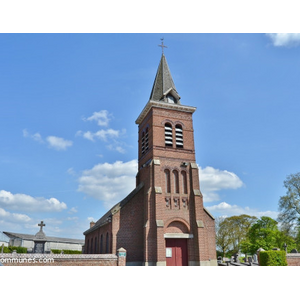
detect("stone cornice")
(135, 100), (196, 125)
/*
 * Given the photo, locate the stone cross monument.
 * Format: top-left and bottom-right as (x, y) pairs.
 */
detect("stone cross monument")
(33, 221), (47, 253)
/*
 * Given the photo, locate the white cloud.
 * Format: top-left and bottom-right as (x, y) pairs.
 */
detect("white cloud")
(67, 216), (78, 221)
(198, 166), (244, 202)
(0, 190), (67, 212)
(78, 110), (128, 153)
(0, 207), (31, 223)
(22, 129), (30, 138)
(77, 128), (127, 153)
(78, 160), (138, 209)
(84, 110), (111, 127)
(23, 129), (73, 151)
(67, 168), (76, 176)
(46, 136), (73, 151)
(206, 201), (278, 219)
(266, 33), (300, 47)
(77, 129), (120, 142)
(77, 162), (243, 208)
(69, 207), (78, 214)
(115, 146), (126, 154)
(23, 129), (44, 143)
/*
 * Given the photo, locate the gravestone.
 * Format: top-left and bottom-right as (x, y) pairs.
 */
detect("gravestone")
(291, 249), (298, 253)
(233, 253), (239, 263)
(33, 221), (47, 254)
(253, 254), (258, 263)
(248, 257), (252, 266)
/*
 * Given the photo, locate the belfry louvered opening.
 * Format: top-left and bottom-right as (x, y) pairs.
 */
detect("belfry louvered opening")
(165, 123), (173, 147)
(175, 124), (183, 148)
(142, 127), (149, 155)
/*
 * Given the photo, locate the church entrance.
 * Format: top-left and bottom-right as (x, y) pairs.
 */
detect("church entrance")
(165, 239), (188, 266)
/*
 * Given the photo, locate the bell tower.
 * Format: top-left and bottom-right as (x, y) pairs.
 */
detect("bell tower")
(135, 47), (217, 266)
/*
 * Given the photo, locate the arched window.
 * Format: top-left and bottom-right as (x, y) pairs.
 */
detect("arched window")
(181, 171), (188, 194)
(173, 170), (179, 194)
(165, 169), (171, 193)
(86, 239), (89, 254)
(100, 234), (103, 254)
(106, 232), (110, 253)
(165, 123), (173, 147)
(175, 124), (183, 148)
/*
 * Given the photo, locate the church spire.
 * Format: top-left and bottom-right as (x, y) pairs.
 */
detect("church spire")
(149, 43), (181, 104)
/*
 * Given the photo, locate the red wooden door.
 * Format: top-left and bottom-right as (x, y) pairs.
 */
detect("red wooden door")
(166, 239), (188, 266)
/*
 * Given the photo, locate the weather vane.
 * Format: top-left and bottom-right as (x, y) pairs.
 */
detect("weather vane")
(158, 38), (167, 54)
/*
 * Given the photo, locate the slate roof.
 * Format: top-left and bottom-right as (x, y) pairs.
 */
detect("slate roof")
(149, 54), (180, 103)
(84, 182), (144, 236)
(3, 232), (84, 245)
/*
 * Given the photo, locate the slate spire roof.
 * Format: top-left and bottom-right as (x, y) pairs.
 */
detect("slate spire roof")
(149, 54), (181, 104)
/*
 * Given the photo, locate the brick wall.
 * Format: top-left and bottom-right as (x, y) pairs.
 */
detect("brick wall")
(114, 187), (145, 263)
(286, 253), (300, 266)
(84, 186), (145, 264)
(0, 252), (126, 266)
(85, 222), (111, 254)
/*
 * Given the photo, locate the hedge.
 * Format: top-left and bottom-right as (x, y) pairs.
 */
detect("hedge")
(1, 246), (27, 253)
(51, 249), (82, 254)
(259, 250), (287, 266)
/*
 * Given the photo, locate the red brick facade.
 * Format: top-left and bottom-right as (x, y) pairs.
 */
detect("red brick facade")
(84, 54), (217, 266)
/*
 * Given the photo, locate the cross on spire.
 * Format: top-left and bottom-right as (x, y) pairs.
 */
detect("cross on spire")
(38, 221), (45, 230)
(158, 38), (167, 54)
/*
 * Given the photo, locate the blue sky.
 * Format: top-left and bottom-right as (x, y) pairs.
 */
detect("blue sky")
(1, 33), (300, 240)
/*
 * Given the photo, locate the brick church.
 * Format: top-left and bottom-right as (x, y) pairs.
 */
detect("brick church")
(84, 48), (217, 266)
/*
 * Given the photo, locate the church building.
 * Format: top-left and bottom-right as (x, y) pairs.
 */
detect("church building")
(84, 48), (217, 266)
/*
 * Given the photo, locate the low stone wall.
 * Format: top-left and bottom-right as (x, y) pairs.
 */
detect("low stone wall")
(286, 253), (300, 266)
(0, 248), (127, 266)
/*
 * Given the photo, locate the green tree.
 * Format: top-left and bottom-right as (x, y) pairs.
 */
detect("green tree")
(224, 215), (257, 253)
(295, 227), (300, 251)
(275, 230), (296, 253)
(247, 216), (281, 253)
(278, 172), (300, 233)
(215, 217), (231, 257)
(240, 240), (252, 257)
(215, 215), (257, 257)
